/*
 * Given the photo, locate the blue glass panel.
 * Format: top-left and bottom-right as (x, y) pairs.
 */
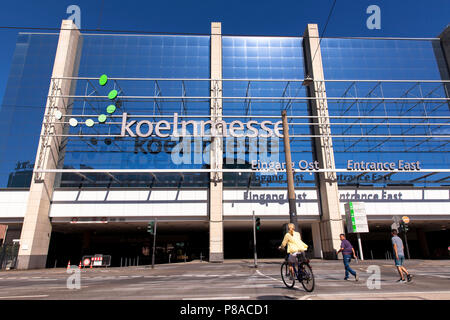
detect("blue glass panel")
(321, 38), (450, 187)
(61, 34), (211, 187)
(0, 33), (59, 188)
(222, 36), (316, 188)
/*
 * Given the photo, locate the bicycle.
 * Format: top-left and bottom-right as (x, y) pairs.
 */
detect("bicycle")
(280, 252), (315, 292)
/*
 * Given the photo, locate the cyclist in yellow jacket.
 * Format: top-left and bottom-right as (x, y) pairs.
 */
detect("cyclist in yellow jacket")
(278, 223), (308, 278)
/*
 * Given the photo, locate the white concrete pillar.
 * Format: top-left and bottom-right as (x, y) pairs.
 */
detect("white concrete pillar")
(303, 24), (344, 259)
(438, 26), (450, 105)
(439, 26), (450, 70)
(17, 20), (81, 269)
(209, 22), (224, 262)
(311, 222), (323, 259)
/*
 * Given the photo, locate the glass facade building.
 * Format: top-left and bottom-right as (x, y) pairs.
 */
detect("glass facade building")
(0, 21), (449, 268)
(1, 34), (449, 189)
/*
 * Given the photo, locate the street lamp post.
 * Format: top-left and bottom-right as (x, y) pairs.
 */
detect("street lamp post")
(281, 110), (298, 231)
(152, 218), (157, 269)
(252, 210), (258, 268)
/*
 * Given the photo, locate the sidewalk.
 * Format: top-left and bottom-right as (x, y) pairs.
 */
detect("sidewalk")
(1, 258), (448, 275)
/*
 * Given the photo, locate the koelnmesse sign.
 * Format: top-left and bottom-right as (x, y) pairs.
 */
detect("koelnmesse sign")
(66, 74), (425, 170)
(120, 113), (284, 138)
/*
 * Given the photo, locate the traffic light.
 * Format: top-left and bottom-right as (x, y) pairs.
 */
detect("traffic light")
(403, 223), (409, 233)
(255, 217), (261, 231)
(147, 221), (155, 235)
(399, 221), (409, 233)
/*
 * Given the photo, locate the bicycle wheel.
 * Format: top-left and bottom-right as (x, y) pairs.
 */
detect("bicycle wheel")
(280, 261), (295, 288)
(299, 262), (315, 292)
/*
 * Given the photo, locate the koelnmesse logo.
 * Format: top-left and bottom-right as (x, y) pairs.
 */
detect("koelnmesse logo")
(68, 74), (284, 139)
(65, 75), (422, 172)
(69, 74), (118, 128)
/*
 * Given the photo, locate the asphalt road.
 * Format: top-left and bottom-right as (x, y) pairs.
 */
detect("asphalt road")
(0, 259), (449, 300)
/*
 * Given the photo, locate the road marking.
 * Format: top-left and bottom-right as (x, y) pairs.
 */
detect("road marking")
(0, 295), (49, 299)
(114, 287), (146, 291)
(415, 273), (450, 279)
(28, 278), (58, 281)
(255, 269), (285, 285)
(183, 296), (250, 300)
(299, 290), (450, 300)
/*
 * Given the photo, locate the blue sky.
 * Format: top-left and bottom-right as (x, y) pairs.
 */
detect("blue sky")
(0, 0), (449, 103)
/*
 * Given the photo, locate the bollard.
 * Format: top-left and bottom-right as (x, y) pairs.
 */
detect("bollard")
(137, 256), (139, 266)
(120, 257), (122, 267)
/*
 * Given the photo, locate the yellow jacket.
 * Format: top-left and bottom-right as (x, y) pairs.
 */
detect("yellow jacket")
(281, 231), (308, 254)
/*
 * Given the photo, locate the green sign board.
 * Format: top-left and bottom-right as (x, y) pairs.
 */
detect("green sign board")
(344, 202), (369, 233)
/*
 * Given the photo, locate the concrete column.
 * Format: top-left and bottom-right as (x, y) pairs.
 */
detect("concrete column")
(82, 231), (91, 254)
(416, 228), (430, 258)
(438, 26), (450, 106)
(17, 20), (81, 269)
(438, 26), (450, 69)
(311, 222), (323, 259)
(0, 225), (7, 245)
(303, 24), (344, 259)
(209, 22), (224, 262)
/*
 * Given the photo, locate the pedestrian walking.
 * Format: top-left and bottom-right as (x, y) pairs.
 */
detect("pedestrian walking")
(391, 229), (412, 283)
(336, 234), (358, 281)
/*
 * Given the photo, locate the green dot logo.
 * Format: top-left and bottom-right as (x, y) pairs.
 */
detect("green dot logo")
(106, 105), (116, 114)
(98, 114), (107, 123)
(99, 74), (108, 86)
(69, 74), (119, 128)
(85, 119), (95, 127)
(69, 118), (78, 127)
(108, 90), (118, 100)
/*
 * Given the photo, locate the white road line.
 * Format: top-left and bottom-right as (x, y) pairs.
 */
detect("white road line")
(255, 269), (285, 285)
(47, 286), (89, 289)
(415, 273), (450, 279)
(183, 296), (250, 300)
(28, 278), (58, 281)
(298, 290), (450, 300)
(0, 295), (49, 299)
(231, 284), (274, 288)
